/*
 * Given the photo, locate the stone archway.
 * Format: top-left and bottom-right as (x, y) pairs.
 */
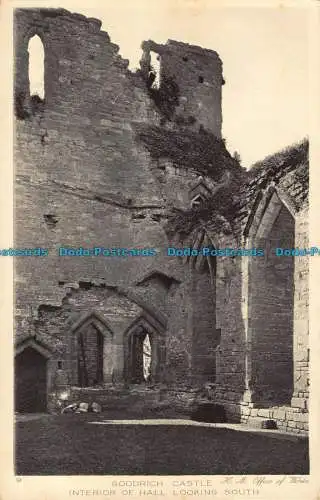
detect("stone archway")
(15, 338), (52, 413)
(124, 315), (165, 384)
(70, 312), (114, 386)
(77, 323), (104, 387)
(246, 188), (295, 406)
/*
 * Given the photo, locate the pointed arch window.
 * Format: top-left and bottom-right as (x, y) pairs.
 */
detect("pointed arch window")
(191, 193), (206, 209)
(14, 32), (46, 119)
(28, 34), (45, 104)
(124, 316), (165, 385)
(189, 177), (212, 209)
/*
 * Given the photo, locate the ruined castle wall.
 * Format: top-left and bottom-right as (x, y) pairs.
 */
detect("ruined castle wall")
(213, 151), (309, 430)
(14, 9), (174, 326)
(161, 43), (223, 137)
(150, 157), (217, 211)
(14, 9), (223, 399)
(142, 39), (223, 137)
(35, 286), (144, 385)
(165, 266), (219, 387)
(14, 9), (309, 428)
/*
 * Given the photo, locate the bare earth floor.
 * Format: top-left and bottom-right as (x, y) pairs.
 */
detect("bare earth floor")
(15, 414), (309, 475)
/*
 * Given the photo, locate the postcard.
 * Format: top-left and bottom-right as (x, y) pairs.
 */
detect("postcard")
(1, 1), (319, 499)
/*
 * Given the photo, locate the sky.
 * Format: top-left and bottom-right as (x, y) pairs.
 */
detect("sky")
(27, 0), (310, 168)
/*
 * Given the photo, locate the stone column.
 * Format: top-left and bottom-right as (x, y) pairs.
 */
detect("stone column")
(112, 341), (125, 383)
(291, 211), (309, 410)
(103, 337), (113, 383)
(241, 254), (253, 403)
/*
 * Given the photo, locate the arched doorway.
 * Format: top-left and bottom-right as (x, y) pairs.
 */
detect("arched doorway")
(128, 327), (152, 383)
(124, 315), (165, 384)
(15, 346), (47, 413)
(70, 312), (114, 386)
(77, 323), (104, 387)
(248, 189), (295, 406)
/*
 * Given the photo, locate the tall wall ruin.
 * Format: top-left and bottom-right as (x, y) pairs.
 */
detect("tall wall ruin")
(14, 8), (309, 434)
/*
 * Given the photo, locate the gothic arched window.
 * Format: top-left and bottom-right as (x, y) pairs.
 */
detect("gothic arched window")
(28, 34), (45, 101)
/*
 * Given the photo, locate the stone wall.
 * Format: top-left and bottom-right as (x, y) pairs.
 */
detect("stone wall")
(14, 8), (309, 434)
(140, 39), (224, 136)
(212, 141), (309, 432)
(14, 8), (227, 413)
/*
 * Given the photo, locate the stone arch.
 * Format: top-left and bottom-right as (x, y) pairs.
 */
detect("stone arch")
(134, 270), (180, 289)
(15, 335), (53, 358)
(245, 187), (295, 406)
(245, 184), (296, 240)
(15, 337), (53, 413)
(123, 313), (166, 384)
(117, 286), (168, 329)
(189, 177), (212, 209)
(134, 270), (181, 310)
(70, 312), (114, 386)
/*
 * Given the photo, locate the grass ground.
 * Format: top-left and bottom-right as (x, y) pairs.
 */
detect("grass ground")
(15, 414), (309, 475)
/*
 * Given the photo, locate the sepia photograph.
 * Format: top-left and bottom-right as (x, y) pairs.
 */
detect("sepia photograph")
(10, 0), (312, 485)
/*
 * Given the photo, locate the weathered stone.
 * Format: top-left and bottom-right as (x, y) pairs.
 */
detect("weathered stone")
(241, 406), (251, 416)
(257, 409), (272, 418)
(13, 8), (309, 436)
(287, 420), (297, 428)
(291, 397), (307, 409)
(273, 409), (286, 420)
(91, 402), (102, 413)
(77, 402), (89, 412)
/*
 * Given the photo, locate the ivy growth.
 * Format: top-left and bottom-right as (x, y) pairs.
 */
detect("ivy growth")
(165, 139), (308, 239)
(147, 73), (180, 120)
(14, 91), (30, 120)
(14, 92), (45, 120)
(165, 172), (245, 238)
(137, 125), (244, 181)
(249, 139), (308, 182)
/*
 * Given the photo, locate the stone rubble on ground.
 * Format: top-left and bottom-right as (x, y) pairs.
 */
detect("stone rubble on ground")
(61, 402), (102, 414)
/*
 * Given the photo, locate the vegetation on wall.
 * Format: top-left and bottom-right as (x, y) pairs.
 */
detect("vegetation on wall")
(137, 52), (308, 241)
(162, 139), (308, 239)
(137, 124), (244, 181)
(249, 139), (309, 188)
(147, 73), (180, 120)
(165, 174), (244, 238)
(136, 113), (246, 239)
(15, 92), (45, 120)
(15, 91), (30, 120)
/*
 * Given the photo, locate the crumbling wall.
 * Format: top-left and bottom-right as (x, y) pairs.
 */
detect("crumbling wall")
(140, 39), (224, 136)
(213, 141), (309, 431)
(14, 8), (167, 328)
(14, 8), (309, 430)
(14, 8), (227, 400)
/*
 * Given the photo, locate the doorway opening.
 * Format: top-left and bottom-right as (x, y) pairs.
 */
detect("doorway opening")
(77, 324), (104, 387)
(15, 347), (47, 413)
